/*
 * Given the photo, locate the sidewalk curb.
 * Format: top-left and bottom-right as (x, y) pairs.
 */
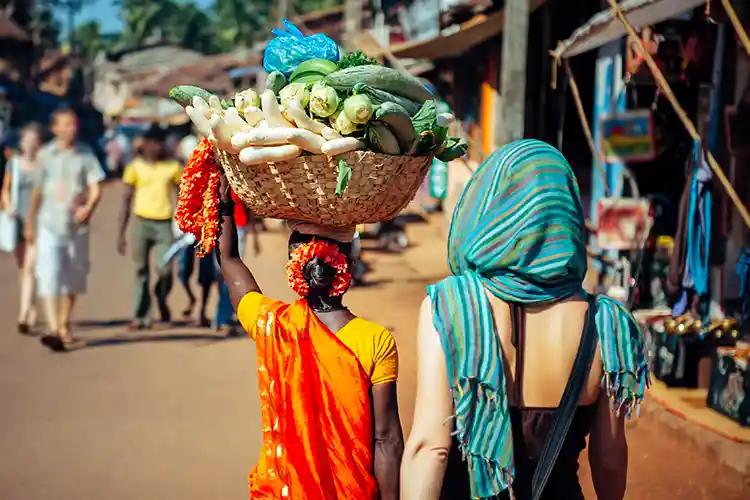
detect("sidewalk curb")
(636, 397), (750, 479)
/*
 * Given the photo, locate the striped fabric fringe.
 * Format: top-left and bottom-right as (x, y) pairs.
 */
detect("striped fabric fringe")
(428, 140), (650, 499)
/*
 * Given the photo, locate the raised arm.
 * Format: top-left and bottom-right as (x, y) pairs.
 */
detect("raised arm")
(401, 297), (454, 500)
(216, 171), (261, 310)
(588, 391), (628, 500)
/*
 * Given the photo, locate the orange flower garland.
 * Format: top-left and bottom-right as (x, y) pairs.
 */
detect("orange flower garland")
(175, 138), (221, 256)
(286, 239), (351, 298)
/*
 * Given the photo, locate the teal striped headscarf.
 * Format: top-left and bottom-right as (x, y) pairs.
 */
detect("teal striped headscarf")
(427, 140), (649, 499)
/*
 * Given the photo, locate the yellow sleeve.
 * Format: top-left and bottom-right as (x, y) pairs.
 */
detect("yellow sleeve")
(237, 292), (264, 339)
(371, 328), (398, 385)
(122, 161), (138, 186)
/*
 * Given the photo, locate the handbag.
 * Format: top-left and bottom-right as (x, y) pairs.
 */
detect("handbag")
(0, 156), (20, 253)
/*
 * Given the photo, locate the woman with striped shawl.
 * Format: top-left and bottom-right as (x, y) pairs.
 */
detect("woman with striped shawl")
(401, 140), (649, 500)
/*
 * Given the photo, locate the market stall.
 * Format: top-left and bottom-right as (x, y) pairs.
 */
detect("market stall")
(553, 0), (750, 430)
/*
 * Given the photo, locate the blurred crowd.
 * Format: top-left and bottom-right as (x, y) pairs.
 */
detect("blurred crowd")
(0, 109), (260, 352)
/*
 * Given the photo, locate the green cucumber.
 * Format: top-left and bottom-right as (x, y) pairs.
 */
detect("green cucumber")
(375, 102), (416, 152)
(169, 85), (232, 109)
(324, 66), (433, 103)
(169, 85), (214, 108)
(289, 73), (326, 85)
(352, 83), (420, 116)
(368, 121), (401, 155)
(266, 71), (288, 95)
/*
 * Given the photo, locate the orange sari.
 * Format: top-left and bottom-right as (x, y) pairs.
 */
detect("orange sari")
(248, 298), (378, 500)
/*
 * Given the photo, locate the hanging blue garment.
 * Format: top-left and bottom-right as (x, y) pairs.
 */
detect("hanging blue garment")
(683, 141), (712, 322)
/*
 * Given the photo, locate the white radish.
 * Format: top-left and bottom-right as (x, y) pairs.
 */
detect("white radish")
(261, 89), (294, 128)
(192, 96), (211, 118)
(286, 128), (326, 154)
(241, 106), (264, 127)
(223, 107), (248, 134)
(209, 114), (238, 153)
(185, 105), (212, 138)
(241, 127), (298, 147)
(230, 132), (251, 150)
(321, 127), (342, 140)
(286, 101), (326, 134)
(239, 145), (302, 165)
(321, 137), (366, 156)
(208, 95), (224, 112)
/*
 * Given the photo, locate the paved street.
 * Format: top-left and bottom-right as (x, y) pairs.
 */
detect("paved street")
(1, 183), (748, 499)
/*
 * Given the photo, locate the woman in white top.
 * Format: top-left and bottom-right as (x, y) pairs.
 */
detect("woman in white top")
(1, 123), (44, 334)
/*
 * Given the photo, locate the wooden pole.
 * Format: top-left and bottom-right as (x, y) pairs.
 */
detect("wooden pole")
(498, 0), (530, 144)
(607, 0), (750, 231)
(564, 60), (610, 197)
(344, 0), (363, 51)
(721, 0), (750, 57)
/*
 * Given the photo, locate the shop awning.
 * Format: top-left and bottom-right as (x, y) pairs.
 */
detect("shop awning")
(552, 0), (706, 59)
(358, 0), (546, 61)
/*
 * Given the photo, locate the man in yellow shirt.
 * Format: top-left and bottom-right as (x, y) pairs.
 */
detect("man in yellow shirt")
(117, 124), (181, 328)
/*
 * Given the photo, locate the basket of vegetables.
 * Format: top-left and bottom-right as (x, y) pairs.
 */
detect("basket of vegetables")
(171, 22), (466, 251)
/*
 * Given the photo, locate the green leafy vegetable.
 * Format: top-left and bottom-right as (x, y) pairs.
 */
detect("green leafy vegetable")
(411, 100), (438, 134)
(336, 158), (353, 196)
(337, 51), (380, 70)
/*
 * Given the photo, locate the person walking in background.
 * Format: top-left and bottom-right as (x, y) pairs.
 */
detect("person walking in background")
(401, 140), (648, 500)
(2, 123), (44, 334)
(27, 108), (105, 351)
(117, 124), (181, 329)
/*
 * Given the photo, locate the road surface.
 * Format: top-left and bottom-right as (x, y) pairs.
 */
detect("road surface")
(0, 183), (747, 499)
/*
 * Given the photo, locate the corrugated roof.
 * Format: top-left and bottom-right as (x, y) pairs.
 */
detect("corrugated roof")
(552, 0), (705, 59)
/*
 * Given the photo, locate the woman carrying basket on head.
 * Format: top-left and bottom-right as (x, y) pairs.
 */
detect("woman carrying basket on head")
(401, 140), (649, 500)
(215, 169), (404, 499)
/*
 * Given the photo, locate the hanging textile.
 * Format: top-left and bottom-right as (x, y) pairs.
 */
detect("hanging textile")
(683, 141), (713, 321)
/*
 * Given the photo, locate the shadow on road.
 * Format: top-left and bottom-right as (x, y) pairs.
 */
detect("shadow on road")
(74, 319), (194, 331)
(42, 331), (244, 352)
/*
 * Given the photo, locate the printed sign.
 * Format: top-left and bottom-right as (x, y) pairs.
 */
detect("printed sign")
(601, 109), (656, 163)
(596, 197), (653, 251)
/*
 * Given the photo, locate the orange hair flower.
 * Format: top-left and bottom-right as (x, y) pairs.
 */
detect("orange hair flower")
(175, 138), (221, 256)
(286, 239), (351, 298)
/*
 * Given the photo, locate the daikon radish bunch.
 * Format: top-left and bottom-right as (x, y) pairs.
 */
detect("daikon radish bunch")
(183, 88), (366, 166)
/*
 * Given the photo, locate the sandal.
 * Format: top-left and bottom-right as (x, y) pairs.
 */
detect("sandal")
(18, 323), (36, 336)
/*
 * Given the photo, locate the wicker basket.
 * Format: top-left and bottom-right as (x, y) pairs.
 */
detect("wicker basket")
(214, 148), (432, 227)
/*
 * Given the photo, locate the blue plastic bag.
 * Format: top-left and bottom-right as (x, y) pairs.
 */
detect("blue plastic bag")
(263, 19), (340, 76)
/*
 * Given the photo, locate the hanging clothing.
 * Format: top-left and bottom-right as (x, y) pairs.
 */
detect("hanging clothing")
(427, 140), (650, 499)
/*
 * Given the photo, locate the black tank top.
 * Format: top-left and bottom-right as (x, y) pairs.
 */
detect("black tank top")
(440, 305), (597, 500)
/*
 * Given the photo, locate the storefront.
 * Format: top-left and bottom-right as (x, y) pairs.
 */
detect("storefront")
(555, 0), (750, 436)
